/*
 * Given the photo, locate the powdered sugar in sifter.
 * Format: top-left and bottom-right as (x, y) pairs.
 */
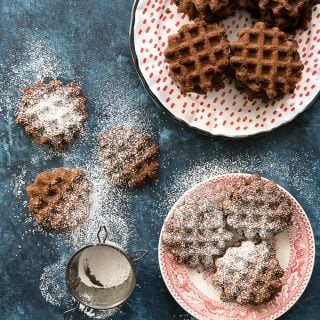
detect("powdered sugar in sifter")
(64, 226), (148, 318)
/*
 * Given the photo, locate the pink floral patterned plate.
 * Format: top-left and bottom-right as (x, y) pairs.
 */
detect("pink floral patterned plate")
(130, 1), (320, 138)
(159, 173), (315, 320)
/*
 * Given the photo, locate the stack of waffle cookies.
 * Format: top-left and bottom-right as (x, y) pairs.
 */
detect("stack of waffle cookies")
(164, 0), (314, 100)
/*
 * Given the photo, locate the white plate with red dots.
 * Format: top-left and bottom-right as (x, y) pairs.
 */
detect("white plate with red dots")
(130, 1), (320, 138)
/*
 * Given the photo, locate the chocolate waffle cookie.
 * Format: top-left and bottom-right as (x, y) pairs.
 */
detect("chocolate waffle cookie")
(162, 195), (236, 270)
(230, 22), (304, 100)
(164, 21), (230, 94)
(26, 168), (91, 231)
(213, 241), (284, 305)
(221, 173), (293, 241)
(255, 0), (314, 32)
(174, 0), (236, 22)
(16, 80), (87, 151)
(98, 126), (160, 188)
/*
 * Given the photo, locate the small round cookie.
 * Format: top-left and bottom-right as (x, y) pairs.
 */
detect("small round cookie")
(229, 22), (304, 100)
(98, 126), (160, 188)
(213, 241), (284, 305)
(26, 168), (91, 231)
(16, 80), (87, 151)
(164, 21), (230, 94)
(221, 173), (293, 241)
(162, 195), (236, 270)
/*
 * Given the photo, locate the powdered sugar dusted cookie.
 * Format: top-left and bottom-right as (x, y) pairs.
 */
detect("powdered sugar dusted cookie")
(213, 241), (284, 305)
(162, 194), (236, 270)
(16, 80), (87, 151)
(221, 173), (293, 241)
(26, 168), (91, 231)
(98, 126), (160, 188)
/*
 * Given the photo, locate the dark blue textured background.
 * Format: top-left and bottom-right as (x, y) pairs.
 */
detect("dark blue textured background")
(0, 1), (319, 319)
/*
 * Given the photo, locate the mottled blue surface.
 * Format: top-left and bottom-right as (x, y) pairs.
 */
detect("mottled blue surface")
(0, 1), (319, 320)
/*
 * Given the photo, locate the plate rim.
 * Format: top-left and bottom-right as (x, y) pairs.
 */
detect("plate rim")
(158, 173), (316, 320)
(129, 0), (320, 139)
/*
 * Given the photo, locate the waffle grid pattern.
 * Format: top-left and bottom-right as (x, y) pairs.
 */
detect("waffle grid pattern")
(230, 22), (304, 100)
(164, 22), (230, 94)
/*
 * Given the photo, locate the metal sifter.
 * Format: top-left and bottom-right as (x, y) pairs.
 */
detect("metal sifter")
(64, 226), (148, 319)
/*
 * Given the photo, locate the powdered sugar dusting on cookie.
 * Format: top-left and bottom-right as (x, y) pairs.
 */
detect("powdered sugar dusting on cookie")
(99, 126), (160, 188)
(23, 91), (84, 137)
(26, 168), (91, 231)
(162, 194), (236, 270)
(16, 80), (87, 151)
(215, 241), (267, 275)
(213, 241), (284, 305)
(222, 174), (293, 241)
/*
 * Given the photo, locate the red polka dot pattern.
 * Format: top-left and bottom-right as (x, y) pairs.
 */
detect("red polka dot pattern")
(133, 1), (320, 137)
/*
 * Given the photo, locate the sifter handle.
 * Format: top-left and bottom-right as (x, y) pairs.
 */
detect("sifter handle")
(131, 249), (149, 262)
(97, 225), (108, 244)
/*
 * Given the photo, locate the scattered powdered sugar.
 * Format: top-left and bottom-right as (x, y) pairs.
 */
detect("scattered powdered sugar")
(21, 91), (84, 137)
(172, 315), (195, 320)
(11, 38), (72, 88)
(91, 64), (157, 135)
(68, 211), (130, 250)
(79, 246), (131, 288)
(13, 166), (27, 199)
(66, 163), (131, 249)
(39, 263), (71, 307)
